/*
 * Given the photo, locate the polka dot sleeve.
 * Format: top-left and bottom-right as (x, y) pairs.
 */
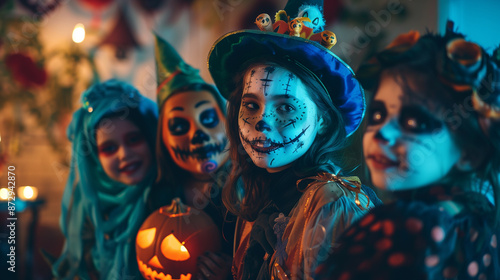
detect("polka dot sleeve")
(302, 196), (369, 279)
(315, 201), (500, 280)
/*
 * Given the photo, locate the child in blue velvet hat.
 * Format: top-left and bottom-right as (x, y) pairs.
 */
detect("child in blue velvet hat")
(207, 0), (378, 279)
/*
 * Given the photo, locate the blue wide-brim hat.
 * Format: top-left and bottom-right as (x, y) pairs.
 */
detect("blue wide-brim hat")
(207, 29), (365, 137)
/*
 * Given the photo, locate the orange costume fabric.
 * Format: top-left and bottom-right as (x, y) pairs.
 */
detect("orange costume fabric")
(233, 174), (374, 280)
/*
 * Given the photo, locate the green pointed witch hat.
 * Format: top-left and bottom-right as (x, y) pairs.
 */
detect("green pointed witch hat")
(155, 34), (223, 109)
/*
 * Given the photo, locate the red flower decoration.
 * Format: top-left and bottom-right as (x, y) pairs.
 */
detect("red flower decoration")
(79, 0), (114, 11)
(5, 53), (47, 89)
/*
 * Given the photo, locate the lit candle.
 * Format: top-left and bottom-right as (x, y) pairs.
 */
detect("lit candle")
(72, 23), (86, 43)
(0, 188), (9, 200)
(18, 186), (38, 201)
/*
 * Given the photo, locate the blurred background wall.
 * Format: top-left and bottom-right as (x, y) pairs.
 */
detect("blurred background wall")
(0, 0), (498, 279)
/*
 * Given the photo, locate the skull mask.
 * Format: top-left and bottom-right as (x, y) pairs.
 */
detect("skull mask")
(297, 4), (326, 33)
(162, 90), (228, 175)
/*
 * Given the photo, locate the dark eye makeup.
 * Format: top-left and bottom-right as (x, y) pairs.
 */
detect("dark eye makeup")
(367, 100), (387, 126)
(97, 131), (146, 156)
(168, 117), (190, 136)
(200, 108), (219, 128)
(367, 100), (443, 134)
(124, 132), (145, 147)
(399, 106), (443, 133)
(98, 141), (118, 156)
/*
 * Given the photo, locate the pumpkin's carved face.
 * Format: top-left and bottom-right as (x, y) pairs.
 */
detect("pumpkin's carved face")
(320, 30), (337, 49)
(136, 200), (221, 280)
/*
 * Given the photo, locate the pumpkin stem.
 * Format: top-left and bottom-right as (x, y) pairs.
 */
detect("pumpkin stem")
(163, 197), (188, 214)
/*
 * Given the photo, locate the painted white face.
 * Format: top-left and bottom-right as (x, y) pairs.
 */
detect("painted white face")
(162, 90), (228, 175)
(363, 74), (461, 191)
(96, 117), (152, 185)
(239, 64), (321, 173)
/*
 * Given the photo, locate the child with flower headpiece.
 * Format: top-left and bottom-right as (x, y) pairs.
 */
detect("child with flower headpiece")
(315, 25), (500, 280)
(52, 80), (158, 279)
(207, 0), (379, 279)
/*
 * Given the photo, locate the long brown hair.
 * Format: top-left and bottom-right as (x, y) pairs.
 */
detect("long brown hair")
(222, 57), (347, 221)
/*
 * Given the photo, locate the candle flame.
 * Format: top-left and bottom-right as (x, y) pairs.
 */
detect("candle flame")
(72, 23), (85, 43)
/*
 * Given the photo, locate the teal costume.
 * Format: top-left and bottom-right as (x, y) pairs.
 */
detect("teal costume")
(52, 80), (158, 279)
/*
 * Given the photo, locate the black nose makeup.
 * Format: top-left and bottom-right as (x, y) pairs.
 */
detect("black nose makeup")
(374, 130), (388, 143)
(191, 129), (210, 144)
(255, 120), (271, 132)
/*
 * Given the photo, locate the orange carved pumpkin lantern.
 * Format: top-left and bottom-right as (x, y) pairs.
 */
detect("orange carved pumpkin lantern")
(136, 198), (221, 280)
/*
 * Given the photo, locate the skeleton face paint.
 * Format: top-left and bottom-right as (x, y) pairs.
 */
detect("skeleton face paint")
(162, 90), (228, 175)
(239, 64), (321, 173)
(363, 75), (461, 191)
(297, 4), (325, 33)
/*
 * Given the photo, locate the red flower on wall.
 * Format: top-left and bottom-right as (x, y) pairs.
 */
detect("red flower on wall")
(5, 53), (47, 89)
(79, 0), (114, 11)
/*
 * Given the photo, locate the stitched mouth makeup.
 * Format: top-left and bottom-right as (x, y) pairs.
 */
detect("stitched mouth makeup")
(240, 125), (310, 154)
(172, 139), (227, 161)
